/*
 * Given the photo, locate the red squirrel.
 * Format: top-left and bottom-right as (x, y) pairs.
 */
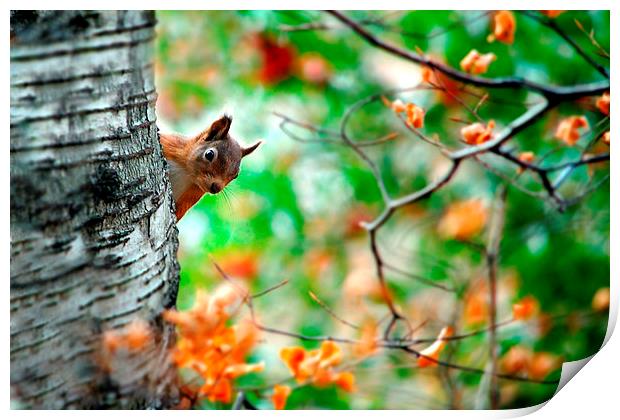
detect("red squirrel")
(159, 114), (261, 220)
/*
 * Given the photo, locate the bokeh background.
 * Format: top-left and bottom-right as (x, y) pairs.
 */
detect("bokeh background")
(154, 11), (610, 409)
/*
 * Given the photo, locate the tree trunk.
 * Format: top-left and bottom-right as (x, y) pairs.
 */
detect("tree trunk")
(10, 11), (180, 409)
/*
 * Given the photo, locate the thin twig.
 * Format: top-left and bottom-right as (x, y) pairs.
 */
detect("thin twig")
(485, 185), (508, 408)
(308, 290), (359, 330)
(520, 11), (609, 78)
(397, 345), (558, 385)
(252, 279), (289, 299)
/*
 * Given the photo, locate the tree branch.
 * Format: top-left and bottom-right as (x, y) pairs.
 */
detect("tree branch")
(520, 11), (609, 78)
(485, 185), (508, 408)
(325, 10), (609, 100)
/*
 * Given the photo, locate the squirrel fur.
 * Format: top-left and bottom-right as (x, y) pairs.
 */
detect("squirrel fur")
(159, 114), (260, 220)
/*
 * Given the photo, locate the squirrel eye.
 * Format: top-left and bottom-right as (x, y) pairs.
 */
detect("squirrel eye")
(205, 148), (217, 162)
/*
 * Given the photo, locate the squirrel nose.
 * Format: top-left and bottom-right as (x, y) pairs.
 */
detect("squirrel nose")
(209, 182), (222, 194)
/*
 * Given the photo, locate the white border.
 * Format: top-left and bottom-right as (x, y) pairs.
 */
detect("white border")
(3, 2), (617, 418)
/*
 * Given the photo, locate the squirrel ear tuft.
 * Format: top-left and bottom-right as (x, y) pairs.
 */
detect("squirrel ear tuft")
(241, 141), (261, 158)
(205, 114), (232, 141)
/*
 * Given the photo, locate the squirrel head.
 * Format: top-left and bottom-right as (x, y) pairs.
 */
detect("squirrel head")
(187, 114), (261, 195)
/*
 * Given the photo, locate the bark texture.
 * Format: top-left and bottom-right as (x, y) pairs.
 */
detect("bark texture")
(10, 11), (180, 409)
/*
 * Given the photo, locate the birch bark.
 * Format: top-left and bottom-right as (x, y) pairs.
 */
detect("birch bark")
(10, 10), (180, 409)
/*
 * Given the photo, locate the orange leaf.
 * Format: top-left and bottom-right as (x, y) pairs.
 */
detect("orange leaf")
(405, 103), (425, 128)
(353, 320), (379, 358)
(383, 97), (425, 128)
(460, 49), (496, 75)
(223, 361), (265, 378)
(280, 346), (306, 378)
(540, 11), (564, 18)
(421, 66), (434, 84)
(254, 33), (295, 85)
(417, 326), (454, 368)
(298, 349), (322, 382)
(518, 151), (535, 164)
(517, 151), (535, 173)
(596, 92), (610, 116)
(512, 295), (540, 320)
(163, 286), (262, 405)
(218, 251), (259, 280)
(271, 384), (291, 410)
(279, 341), (351, 389)
(501, 346), (532, 375)
(312, 367), (335, 387)
(464, 289), (488, 325)
(298, 52), (332, 85)
(602, 131), (610, 146)
(438, 199), (488, 240)
(489, 11), (516, 44)
(318, 340), (343, 368)
(461, 120), (495, 145)
(528, 352), (561, 380)
(555, 115), (589, 146)
(333, 371), (356, 392)
(592, 287), (610, 312)
(203, 378), (233, 403)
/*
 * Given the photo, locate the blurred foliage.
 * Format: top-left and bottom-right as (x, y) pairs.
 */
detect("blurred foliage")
(155, 10), (610, 409)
